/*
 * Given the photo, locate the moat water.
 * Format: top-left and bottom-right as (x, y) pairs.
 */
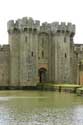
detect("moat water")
(0, 91), (83, 125)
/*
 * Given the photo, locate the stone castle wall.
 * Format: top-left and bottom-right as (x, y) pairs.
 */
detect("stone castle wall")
(0, 45), (10, 87)
(0, 17), (82, 88)
(7, 17), (76, 85)
(73, 44), (83, 84)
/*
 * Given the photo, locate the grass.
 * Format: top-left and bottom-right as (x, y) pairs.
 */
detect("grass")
(37, 83), (83, 94)
(77, 87), (83, 91)
(38, 83), (81, 88)
(54, 84), (81, 88)
(76, 87), (83, 95)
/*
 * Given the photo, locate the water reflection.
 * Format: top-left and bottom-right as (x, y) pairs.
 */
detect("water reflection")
(0, 91), (83, 125)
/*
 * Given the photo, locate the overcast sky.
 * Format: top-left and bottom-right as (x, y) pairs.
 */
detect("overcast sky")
(0, 0), (82, 44)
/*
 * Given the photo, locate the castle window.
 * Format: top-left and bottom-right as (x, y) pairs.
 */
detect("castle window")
(14, 28), (18, 32)
(65, 53), (67, 58)
(76, 53), (78, 57)
(64, 37), (66, 42)
(24, 28), (27, 32)
(42, 51), (44, 58)
(70, 37), (73, 42)
(31, 51), (33, 56)
(25, 36), (27, 42)
(33, 28), (37, 32)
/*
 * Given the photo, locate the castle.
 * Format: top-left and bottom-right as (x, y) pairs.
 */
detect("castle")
(0, 17), (83, 89)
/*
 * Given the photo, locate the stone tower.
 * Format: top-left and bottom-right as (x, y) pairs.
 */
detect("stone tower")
(7, 17), (40, 87)
(50, 22), (75, 83)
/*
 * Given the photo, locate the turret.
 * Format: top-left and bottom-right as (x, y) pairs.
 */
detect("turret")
(50, 21), (75, 83)
(7, 19), (20, 87)
(7, 17), (41, 86)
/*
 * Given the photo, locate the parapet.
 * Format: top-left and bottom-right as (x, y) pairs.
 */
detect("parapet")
(74, 44), (83, 52)
(40, 22), (51, 34)
(7, 17), (40, 33)
(7, 17), (75, 35)
(7, 20), (15, 32)
(50, 22), (75, 35)
(66, 23), (75, 36)
(50, 22), (59, 34)
(0, 45), (10, 51)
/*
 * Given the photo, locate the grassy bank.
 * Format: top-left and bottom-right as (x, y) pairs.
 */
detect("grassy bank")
(76, 87), (83, 95)
(37, 83), (81, 92)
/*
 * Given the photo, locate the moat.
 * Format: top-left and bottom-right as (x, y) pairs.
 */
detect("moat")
(0, 91), (83, 125)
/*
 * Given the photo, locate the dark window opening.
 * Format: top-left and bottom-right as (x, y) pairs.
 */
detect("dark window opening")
(33, 28), (37, 32)
(70, 37), (73, 42)
(65, 53), (67, 58)
(14, 28), (18, 32)
(24, 28), (27, 32)
(31, 51), (33, 56)
(76, 53), (78, 58)
(42, 51), (44, 58)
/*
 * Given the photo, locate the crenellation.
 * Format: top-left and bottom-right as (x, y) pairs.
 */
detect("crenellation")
(28, 17), (34, 28)
(22, 17), (28, 25)
(60, 22), (66, 32)
(7, 17), (76, 35)
(7, 17), (39, 32)
(0, 45), (10, 51)
(51, 22), (59, 33)
(15, 19), (22, 30)
(15, 19), (22, 26)
(50, 22), (75, 35)
(34, 20), (40, 31)
(72, 24), (75, 34)
(66, 23), (75, 35)
(67, 22), (72, 31)
(7, 20), (15, 32)
(40, 22), (51, 33)
(16, 17), (28, 31)
(74, 44), (83, 52)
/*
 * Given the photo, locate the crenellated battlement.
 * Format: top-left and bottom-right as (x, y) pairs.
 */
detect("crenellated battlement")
(0, 45), (10, 51)
(74, 44), (83, 52)
(7, 17), (75, 35)
(66, 23), (75, 36)
(40, 22), (51, 34)
(50, 22), (75, 35)
(7, 17), (40, 33)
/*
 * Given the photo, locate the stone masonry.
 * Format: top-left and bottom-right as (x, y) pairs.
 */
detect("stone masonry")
(0, 17), (83, 88)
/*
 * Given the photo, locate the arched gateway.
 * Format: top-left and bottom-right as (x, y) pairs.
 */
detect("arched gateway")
(39, 68), (47, 83)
